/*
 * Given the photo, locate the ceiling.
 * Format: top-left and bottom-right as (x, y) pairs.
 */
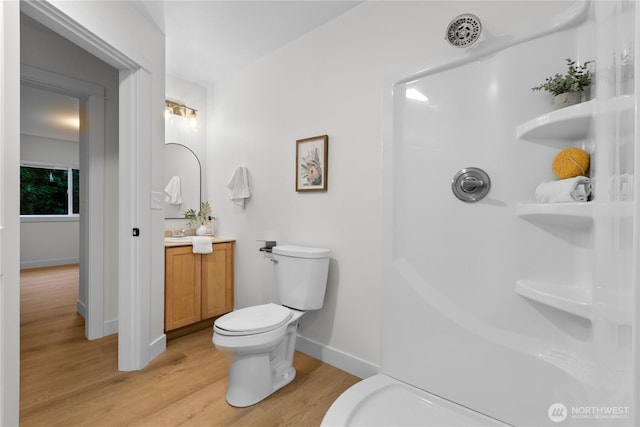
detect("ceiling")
(133, 0), (362, 86)
(21, 85), (80, 142)
(22, 1), (362, 141)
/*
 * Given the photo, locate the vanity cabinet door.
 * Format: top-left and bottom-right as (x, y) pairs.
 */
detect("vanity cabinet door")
(165, 246), (202, 331)
(201, 242), (234, 319)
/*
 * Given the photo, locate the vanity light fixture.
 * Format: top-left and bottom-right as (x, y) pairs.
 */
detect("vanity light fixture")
(165, 99), (198, 120)
(188, 110), (198, 131)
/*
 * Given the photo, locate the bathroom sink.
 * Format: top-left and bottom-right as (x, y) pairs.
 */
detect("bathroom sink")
(164, 237), (193, 243)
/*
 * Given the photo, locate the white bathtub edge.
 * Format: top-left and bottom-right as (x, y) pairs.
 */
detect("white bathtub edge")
(320, 374), (512, 427)
(321, 374), (392, 426)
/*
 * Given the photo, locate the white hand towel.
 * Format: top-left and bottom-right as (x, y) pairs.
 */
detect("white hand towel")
(164, 175), (182, 205)
(191, 236), (213, 254)
(227, 166), (251, 208)
(535, 176), (592, 203)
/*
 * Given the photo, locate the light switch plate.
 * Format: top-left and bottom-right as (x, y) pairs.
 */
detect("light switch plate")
(151, 191), (164, 210)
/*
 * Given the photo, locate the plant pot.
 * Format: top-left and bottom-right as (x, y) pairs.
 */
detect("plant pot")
(553, 92), (582, 109)
(195, 224), (208, 236)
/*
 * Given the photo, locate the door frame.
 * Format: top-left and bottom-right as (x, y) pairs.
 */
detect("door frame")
(20, 1), (154, 372)
(1, 2), (22, 425)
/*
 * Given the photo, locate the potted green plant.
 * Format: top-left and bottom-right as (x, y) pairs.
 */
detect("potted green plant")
(184, 201), (213, 235)
(532, 58), (593, 108)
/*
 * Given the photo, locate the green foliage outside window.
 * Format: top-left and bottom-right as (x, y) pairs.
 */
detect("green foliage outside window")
(20, 166), (79, 215)
(72, 169), (80, 214)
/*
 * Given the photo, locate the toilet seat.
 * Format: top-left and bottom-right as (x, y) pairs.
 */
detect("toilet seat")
(214, 303), (292, 336)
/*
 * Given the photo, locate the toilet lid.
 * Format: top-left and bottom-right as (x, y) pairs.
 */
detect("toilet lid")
(215, 303), (292, 335)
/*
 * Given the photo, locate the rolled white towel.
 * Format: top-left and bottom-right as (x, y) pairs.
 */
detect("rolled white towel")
(535, 176), (592, 203)
(191, 236), (213, 254)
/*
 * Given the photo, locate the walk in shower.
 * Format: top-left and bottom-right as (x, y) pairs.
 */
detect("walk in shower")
(378, 1), (637, 425)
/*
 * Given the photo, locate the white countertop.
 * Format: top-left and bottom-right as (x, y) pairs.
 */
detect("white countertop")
(164, 235), (235, 247)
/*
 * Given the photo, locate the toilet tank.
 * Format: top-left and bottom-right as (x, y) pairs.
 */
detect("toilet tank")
(272, 245), (330, 310)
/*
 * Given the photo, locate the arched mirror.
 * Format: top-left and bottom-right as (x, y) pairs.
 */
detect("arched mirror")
(164, 142), (201, 219)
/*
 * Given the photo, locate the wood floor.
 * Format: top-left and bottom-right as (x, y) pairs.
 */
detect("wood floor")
(20, 265), (360, 426)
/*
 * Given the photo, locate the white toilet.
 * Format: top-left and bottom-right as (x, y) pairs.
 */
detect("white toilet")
(212, 245), (330, 407)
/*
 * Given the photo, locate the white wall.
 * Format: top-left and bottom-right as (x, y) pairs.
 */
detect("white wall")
(21, 134), (78, 165)
(20, 219), (79, 268)
(208, 1), (572, 375)
(164, 75), (208, 228)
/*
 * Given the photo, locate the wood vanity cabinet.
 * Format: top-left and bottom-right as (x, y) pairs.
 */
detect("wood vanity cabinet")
(164, 242), (234, 331)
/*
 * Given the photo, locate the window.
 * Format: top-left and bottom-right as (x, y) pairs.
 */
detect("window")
(20, 165), (79, 216)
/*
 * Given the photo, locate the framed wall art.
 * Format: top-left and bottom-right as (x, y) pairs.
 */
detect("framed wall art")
(296, 135), (328, 192)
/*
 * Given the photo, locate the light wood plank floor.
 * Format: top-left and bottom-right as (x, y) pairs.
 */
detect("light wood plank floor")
(20, 265), (360, 426)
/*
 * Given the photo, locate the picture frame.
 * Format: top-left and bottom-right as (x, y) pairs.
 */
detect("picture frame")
(296, 135), (328, 192)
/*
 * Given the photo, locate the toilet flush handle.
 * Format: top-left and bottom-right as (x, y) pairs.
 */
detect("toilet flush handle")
(257, 240), (277, 253)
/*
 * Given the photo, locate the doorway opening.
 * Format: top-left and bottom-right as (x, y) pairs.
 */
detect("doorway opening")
(20, 12), (117, 341)
(19, 0), (162, 375)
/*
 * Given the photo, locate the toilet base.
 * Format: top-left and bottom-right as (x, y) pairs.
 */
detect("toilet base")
(226, 353), (297, 407)
(222, 315), (302, 407)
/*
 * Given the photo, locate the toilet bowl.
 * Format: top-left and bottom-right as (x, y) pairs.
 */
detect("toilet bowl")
(212, 245), (331, 407)
(213, 303), (305, 407)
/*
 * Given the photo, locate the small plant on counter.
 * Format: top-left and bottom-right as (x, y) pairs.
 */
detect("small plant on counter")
(184, 201), (212, 227)
(532, 58), (593, 96)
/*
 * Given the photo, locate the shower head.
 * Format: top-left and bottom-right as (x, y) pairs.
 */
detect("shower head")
(445, 14), (482, 48)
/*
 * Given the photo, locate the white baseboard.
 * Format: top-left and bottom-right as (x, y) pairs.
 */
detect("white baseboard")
(76, 299), (87, 319)
(21, 257), (79, 270)
(74, 309), (166, 362)
(104, 319), (118, 336)
(296, 335), (379, 379)
(75, 305), (118, 337)
(149, 334), (166, 361)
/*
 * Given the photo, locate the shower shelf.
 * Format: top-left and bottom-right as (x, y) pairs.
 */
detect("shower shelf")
(515, 279), (592, 321)
(516, 202), (593, 227)
(516, 96), (633, 142)
(516, 100), (595, 141)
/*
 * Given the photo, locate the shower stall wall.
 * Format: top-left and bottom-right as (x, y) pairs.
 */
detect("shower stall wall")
(381, 1), (636, 426)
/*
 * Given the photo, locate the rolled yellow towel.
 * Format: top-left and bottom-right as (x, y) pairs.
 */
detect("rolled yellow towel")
(552, 147), (590, 179)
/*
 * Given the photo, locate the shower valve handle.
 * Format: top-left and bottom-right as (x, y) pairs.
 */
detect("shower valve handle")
(452, 167), (491, 203)
(460, 176), (485, 192)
